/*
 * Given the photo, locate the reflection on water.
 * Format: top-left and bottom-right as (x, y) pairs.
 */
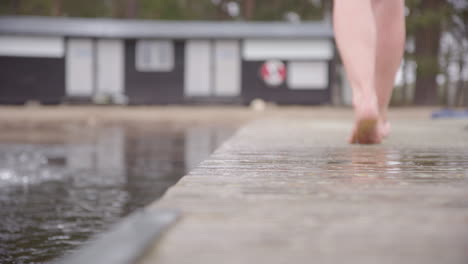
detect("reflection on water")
(0, 123), (235, 264)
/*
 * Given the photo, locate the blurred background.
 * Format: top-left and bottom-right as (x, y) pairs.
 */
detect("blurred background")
(0, 1), (467, 263)
(0, 0), (467, 106)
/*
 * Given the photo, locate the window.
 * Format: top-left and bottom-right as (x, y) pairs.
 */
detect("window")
(135, 40), (174, 72)
(287, 61), (328, 89)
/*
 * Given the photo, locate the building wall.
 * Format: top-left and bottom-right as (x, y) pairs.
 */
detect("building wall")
(0, 34), (334, 105)
(241, 60), (331, 105)
(0, 35), (65, 104)
(124, 40), (185, 104)
(240, 39), (334, 105)
(0, 56), (65, 104)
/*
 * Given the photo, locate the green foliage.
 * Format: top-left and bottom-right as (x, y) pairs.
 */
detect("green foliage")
(248, 0), (323, 21)
(405, 0), (453, 76)
(0, 0), (324, 21)
(61, 0), (109, 17)
(0, 0), (110, 17)
(406, 0), (452, 34)
(139, 0), (185, 20)
(0, 0), (55, 16)
(405, 0), (468, 105)
(414, 56), (441, 76)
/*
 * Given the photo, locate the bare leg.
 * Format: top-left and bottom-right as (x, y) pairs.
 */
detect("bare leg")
(333, 0), (380, 144)
(372, 0), (406, 137)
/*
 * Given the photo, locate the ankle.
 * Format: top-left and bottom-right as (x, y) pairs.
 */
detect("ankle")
(353, 96), (378, 116)
(352, 89), (378, 106)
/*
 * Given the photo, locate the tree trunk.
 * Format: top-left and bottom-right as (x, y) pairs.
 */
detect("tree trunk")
(215, 0), (230, 20)
(413, 0), (443, 105)
(459, 58), (468, 107)
(441, 50), (451, 107)
(52, 0), (62, 16)
(126, 0), (138, 18)
(10, 0), (21, 14)
(323, 0), (333, 24)
(112, 0), (126, 18)
(413, 29), (441, 105)
(401, 59), (408, 105)
(243, 0), (255, 20)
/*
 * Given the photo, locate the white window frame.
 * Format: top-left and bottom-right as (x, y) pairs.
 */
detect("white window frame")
(135, 40), (174, 72)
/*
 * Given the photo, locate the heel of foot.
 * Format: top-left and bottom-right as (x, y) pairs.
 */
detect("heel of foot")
(355, 118), (379, 144)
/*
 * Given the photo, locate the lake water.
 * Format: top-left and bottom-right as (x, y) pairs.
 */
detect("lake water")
(0, 122), (237, 263)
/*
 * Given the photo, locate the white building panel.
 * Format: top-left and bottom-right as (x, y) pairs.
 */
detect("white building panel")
(243, 39), (333, 61)
(66, 38), (94, 97)
(287, 61), (328, 90)
(0, 35), (64, 58)
(97, 39), (124, 97)
(214, 40), (241, 97)
(185, 40), (212, 97)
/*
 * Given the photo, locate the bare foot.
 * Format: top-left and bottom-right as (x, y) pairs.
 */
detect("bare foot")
(379, 120), (391, 138)
(349, 100), (381, 144)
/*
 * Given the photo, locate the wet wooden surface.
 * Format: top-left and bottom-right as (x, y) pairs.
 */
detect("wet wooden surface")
(144, 115), (468, 264)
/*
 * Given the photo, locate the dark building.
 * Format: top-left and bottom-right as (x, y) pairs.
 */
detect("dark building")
(0, 16), (335, 105)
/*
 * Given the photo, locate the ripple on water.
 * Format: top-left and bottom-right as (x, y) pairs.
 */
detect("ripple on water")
(0, 124), (234, 263)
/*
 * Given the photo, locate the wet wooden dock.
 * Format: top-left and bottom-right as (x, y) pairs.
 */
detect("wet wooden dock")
(142, 115), (468, 264)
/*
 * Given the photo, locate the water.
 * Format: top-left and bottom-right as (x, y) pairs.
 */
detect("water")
(0, 122), (237, 264)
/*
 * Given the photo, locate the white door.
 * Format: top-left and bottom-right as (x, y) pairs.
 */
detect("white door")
(96, 39), (124, 98)
(214, 40), (241, 97)
(184, 40), (212, 97)
(66, 38), (94, 97)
